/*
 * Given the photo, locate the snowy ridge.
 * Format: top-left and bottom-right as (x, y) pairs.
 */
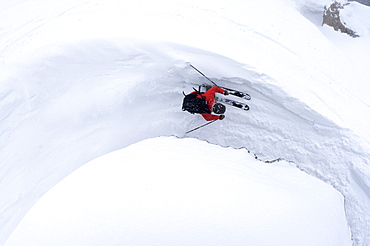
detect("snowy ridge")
(1, 0), (370, 245)
(0, 41), (369, 245)
(179, 59), (370, 245)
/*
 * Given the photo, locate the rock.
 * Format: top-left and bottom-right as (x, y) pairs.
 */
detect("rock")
(322, 1), (360, 37)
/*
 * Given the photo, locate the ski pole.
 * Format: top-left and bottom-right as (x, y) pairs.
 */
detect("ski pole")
(189, 63), (218, 86)
(185, 119), (218, 134)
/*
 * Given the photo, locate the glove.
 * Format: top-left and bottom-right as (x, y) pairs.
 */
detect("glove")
(224, 91), (229, 95)
(219, 115), (225, 120)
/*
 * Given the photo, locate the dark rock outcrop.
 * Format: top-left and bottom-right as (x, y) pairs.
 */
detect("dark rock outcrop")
(322, 1), (359, 37)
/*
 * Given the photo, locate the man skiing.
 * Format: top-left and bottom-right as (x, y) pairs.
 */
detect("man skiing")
(187, 86), (228, 121)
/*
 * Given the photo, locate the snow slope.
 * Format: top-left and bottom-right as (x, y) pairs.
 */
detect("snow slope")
(4, 137), (351, 246)
(1, 0), (370, 245)
(341, 1), (370, 36)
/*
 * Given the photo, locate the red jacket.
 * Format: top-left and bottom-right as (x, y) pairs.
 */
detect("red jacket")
(191, 86), (226, 121)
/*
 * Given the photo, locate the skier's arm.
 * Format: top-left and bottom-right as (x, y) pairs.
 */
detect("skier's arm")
(206, 86), (226, 96)
(201, 113), (222, 121)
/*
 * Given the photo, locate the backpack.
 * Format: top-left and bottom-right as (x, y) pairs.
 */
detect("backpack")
(182, 89), (211, 114)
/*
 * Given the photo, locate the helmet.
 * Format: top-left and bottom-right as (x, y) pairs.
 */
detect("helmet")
(212, 103), (226, 114)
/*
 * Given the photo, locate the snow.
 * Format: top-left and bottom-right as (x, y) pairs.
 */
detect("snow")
(341, 1), (370, 36)
(0, 0), (370, 245)
(4, 137), (351, 246)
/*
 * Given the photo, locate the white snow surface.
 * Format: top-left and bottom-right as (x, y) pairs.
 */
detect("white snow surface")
(4, 137), (351, 246)
(1, 0), (370, 245)
(341, 1), (370, 37)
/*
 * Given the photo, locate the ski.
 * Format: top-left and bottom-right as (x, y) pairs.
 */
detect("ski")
(198, 84), (250, 110)
(221, 87), (251, 100)
(216, 97), (250, 111)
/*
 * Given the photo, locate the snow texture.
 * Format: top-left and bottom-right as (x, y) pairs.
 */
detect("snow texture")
(1, 0), (370, 245)
(4, 137), (351, 246)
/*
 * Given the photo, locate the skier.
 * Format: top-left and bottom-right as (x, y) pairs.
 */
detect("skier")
(188, 86), (228, 121)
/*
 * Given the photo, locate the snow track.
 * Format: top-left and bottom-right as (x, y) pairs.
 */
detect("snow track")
(181, 59), (370, 245)
(2, 0), (370, 244)
(0, 40), (369, 244)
